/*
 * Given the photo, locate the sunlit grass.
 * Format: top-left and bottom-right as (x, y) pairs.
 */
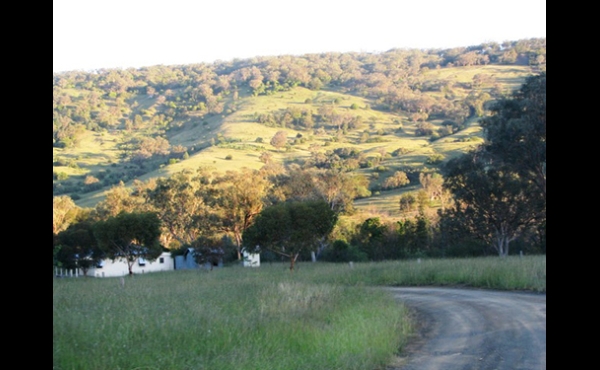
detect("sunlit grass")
(54, 255), (544, 369)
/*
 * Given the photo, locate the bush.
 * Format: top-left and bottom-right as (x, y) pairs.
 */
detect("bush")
(392, 148), (409, 156)
(320, 240), (368, 262)
(54, 172), (69, 181)
(375, 166), (388, 173)
(225, 154), (233, 160)
(426, 154), (445, 165)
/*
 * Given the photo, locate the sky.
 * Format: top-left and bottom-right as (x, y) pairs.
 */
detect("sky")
(53, 0), (546, 73)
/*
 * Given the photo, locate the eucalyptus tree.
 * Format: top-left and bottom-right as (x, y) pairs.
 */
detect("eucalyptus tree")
(479, 73), (546, 201)
(440, 73), (546, 256)
(243, 200), (337, 271)
(271, 166), (369, 214)
(143, 168), (216, 247)
(92, 181), (144, 221)
(93, 211), (163, 276)
(55, 219), (103, 276)
(53, 195), (80, 235)
(442, 150), (540, 257)
(212, 168), (272, 260)
(313, 169), (370, 213)
(270, 131), (288, 151)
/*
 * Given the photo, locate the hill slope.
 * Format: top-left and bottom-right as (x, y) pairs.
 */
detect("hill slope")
(53, 44), (544, 215)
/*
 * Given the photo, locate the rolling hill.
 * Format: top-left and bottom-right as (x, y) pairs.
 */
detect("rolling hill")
(53, 42), (545, 217)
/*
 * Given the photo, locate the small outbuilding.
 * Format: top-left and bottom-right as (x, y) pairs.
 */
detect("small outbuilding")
(242, 247), (260, 267)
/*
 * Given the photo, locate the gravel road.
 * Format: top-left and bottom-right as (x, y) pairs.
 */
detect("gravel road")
(383, 287), (546, 370)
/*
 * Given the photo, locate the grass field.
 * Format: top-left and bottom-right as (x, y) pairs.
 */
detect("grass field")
(53, 255), (545, 369)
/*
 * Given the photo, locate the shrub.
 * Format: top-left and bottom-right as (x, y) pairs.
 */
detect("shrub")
(320, 240), (368, 262)
(392, 148), (409, 156)
(54, 171), (69, 181)
(426, 154), (445, 164)
(225, 154), (233, 160)
(375, 166), (388, 173)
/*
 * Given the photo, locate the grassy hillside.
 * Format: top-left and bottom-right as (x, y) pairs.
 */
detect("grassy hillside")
(54, 65), (535, 212)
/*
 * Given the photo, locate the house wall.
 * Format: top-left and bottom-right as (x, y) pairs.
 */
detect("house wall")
(173, 248), (223, 270)
(243, 251), (260, 267)
(88, 252), (174, 278)
(174, 255), (198, 270)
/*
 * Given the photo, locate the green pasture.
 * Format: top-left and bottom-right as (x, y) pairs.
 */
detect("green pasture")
(54, 256), (545, 370)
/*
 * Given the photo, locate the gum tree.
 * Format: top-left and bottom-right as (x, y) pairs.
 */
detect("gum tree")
(243, 200), (337, 271)
(93, 211), (163, 275)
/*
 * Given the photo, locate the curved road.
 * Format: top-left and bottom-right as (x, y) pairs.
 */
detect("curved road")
(383, 287), (546, 370)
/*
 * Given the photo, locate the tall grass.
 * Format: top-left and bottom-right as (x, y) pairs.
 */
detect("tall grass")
(53, 255), (545, 369)
(301, 255), (546, 292)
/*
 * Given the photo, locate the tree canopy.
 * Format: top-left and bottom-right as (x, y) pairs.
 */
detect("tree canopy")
(93, 211), (163, 275)
(441, 73), (546, 256)
(243, 200), (338, 271)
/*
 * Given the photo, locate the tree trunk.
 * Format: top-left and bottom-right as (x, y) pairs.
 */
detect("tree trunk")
(234, 232), (242, 260)
(289, 253), (300, 272)
(494, 233), (511, 257)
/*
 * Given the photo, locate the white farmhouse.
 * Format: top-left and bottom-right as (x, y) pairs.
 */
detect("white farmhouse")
(88, 251), (174, 278)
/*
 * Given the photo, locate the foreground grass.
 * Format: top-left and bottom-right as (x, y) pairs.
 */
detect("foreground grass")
(53, 255), (545, 370)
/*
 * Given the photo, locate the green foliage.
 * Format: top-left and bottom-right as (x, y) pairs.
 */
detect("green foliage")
(93, 211), (163, 275)
(442, 150), (542, 256)
(319, 240), (368, 262)
(399, 193), (417, 213)
(55, 219), (102, 275)
(375, 165), (388, 172)
(357, 217), (389, 261)
(391, 148), (409, 156)
(441, 73), (546, 256)
(382, 171), (410, 190)
(426, 154), (445, 165)
(54, 171), (69, 181)
(243, 200), (338, 270)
